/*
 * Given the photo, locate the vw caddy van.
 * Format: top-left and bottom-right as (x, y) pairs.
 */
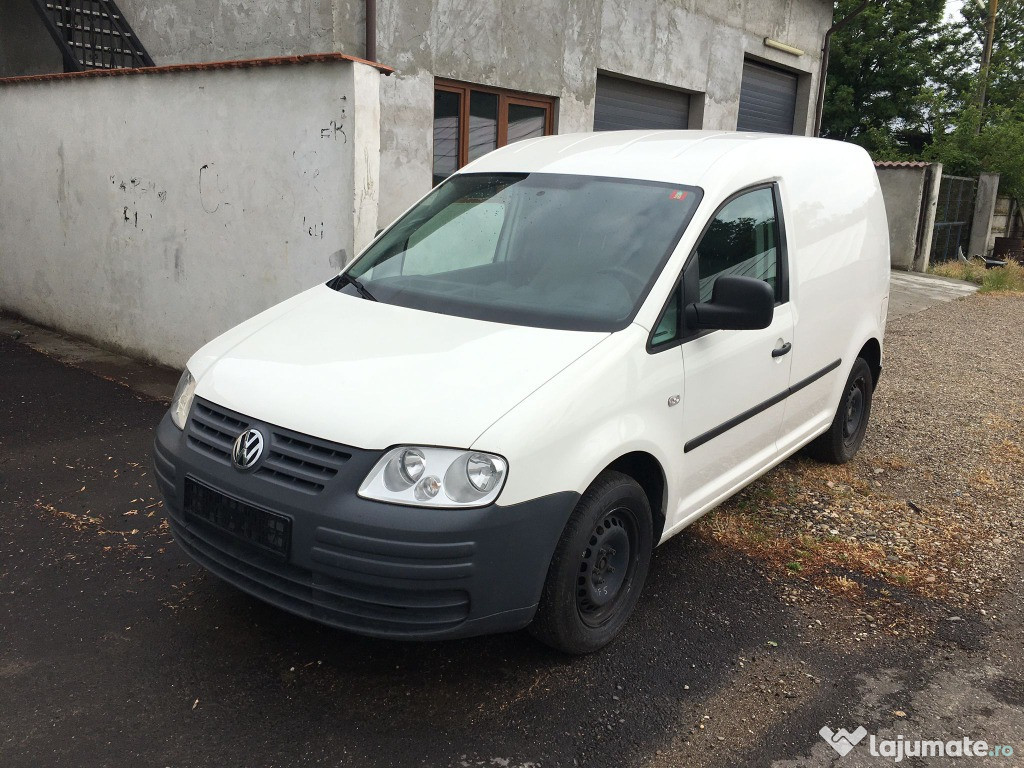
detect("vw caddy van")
(153, 131), (889, 653)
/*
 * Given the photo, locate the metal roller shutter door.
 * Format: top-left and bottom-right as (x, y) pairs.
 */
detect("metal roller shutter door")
(594, 75), (690, 131)
(737, 61), (798, 134)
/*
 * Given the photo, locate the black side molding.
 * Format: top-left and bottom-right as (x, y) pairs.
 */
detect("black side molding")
(683, 359), (842, 453)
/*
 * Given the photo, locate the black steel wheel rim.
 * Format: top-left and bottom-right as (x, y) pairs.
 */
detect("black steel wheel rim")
(843, 376), (866, 443)
(576, 506), (638, 628)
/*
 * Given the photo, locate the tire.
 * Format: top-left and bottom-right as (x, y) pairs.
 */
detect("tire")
(805, 357), (874, 464)
(529, 470), (653, 654)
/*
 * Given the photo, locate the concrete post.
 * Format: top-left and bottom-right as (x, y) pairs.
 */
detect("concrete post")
(913, 163), (942, 273)
(968, 172), (1000, 258)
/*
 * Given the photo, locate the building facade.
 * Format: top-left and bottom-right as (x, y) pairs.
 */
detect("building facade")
(4, 0), (834, 226)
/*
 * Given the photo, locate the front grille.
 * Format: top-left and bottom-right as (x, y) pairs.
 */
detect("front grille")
(187, 399), (352, 494)
(257, 434), (350, 494)
(188, 401), (245, 463)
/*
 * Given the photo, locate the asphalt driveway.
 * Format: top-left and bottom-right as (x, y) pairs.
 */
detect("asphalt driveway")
(1, 289), (1021, 768)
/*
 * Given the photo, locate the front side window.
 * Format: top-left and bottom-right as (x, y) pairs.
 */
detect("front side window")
(696, 187), (781, 302)
(432, 80), (555, 186)
(342, 174), (703, 332)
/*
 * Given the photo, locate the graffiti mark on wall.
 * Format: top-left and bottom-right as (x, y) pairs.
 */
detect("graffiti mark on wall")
(110, 174), (166, 231)
(303, 216), (325, 239)
(198, 163), (230, 214)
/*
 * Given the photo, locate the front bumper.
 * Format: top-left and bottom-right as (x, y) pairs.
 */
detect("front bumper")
(152, 401), (577, 640)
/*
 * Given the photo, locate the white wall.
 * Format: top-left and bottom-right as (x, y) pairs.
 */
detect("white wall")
(0, 59), (381, 367)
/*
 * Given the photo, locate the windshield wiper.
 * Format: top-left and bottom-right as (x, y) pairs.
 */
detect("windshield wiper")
(330, 272), (377, 302)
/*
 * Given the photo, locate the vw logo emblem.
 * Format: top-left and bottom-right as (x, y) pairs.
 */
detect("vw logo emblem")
(231, 428), (264, 471)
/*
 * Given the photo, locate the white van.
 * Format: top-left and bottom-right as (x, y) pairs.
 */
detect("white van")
(153, 131), (889, 653)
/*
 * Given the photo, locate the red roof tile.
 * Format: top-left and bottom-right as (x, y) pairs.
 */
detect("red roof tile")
(0, 52), (393, 86)
(874, 160), (932, 168)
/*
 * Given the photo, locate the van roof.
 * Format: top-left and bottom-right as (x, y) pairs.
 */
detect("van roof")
(461, 130), (866, 192)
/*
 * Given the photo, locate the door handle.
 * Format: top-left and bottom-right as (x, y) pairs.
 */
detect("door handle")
(772, 342), (792, 358)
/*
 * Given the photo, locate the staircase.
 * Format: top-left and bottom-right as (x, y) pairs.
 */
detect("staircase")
(30, 0), (154, 72)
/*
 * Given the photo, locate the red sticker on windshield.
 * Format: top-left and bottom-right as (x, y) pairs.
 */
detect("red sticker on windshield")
(670, 190), (688, 200)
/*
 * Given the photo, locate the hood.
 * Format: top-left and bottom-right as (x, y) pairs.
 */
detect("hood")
(193, 284), (608, 450)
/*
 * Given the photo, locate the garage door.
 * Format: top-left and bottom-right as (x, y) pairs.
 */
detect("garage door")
(594, 74), (690, 131)
(737, 61), (798, 134)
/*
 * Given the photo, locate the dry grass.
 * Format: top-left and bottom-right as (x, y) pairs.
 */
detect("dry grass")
(931, 258), (1024, 292)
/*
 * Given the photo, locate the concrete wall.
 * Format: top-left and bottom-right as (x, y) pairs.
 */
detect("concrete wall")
(12, 0), (825, 229)
(875, 164), (941, 272)
(967, 172), (999, 258)
(876, 167), (926, 270)
(0, 0), (62, 77)
(3, 0), (831, 230)
(367, 0), (832, 228)
(0, 59), (381, 367)
(991, 195), (1023, 250)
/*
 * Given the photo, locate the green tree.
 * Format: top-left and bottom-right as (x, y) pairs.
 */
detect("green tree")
(925, 2), (1024, 200)
(820, 0), (947, 155)
(927, 104), (1024, 201)
(822, 0), (1024, 199)
(960, 0), (1024, 113)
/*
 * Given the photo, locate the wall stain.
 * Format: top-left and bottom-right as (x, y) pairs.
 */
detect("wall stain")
(328, 248), (347, 269)
(57, 142), (69, 246)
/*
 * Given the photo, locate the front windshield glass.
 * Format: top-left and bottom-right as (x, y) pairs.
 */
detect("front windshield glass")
(341, 173), (703, 331)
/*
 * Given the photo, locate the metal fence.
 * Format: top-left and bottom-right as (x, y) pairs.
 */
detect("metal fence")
(930, 175), (976, 263)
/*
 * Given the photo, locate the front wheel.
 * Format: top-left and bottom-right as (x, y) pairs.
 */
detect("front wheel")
(805, 357), (874, 464)
(529, 471), (653, 654)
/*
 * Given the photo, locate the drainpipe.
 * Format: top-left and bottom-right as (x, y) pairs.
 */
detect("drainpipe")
(365, 0), (377, 61)
(813, 0), (870, 137)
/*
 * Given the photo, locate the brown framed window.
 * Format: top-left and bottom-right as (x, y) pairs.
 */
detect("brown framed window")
(432, 79), (555, 186)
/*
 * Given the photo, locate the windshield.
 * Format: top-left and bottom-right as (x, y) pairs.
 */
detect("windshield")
(339, 173), (703, 331)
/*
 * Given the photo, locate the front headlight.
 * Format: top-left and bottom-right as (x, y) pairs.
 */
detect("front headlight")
(169, 369), (197, 429)
(359, 446), (508, 508)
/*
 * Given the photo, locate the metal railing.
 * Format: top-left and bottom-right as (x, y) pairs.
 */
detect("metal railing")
(30, 0), (154, 71)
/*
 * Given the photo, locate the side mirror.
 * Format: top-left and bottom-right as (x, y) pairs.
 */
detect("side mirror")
(684, 275), (774, 331)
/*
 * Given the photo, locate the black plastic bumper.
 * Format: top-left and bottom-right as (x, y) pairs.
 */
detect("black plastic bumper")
(152, 405), (577, 640)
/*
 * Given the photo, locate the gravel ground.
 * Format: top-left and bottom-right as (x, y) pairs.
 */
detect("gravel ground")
(697, 293), (1024, 622)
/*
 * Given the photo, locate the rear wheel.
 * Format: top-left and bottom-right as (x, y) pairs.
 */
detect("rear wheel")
(806, 357), (874, 464)
(530, 471), (653, 654)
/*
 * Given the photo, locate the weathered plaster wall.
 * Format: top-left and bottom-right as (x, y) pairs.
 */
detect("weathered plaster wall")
(115, 0), (337, 64)
(0, 0), (62, 77)
(876, 167), (927, 270)
(365, 0), (833, 228)
(598, 0), (830, 133)
(968, 172), (999, 258)
(0, 60), (380, 367)
(875, 164), (941, 272)
(370, 0), (607, 227)
(5, 0), (833, 238)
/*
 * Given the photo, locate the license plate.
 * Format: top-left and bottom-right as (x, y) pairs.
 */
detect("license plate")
(184, 478), (291, 558)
